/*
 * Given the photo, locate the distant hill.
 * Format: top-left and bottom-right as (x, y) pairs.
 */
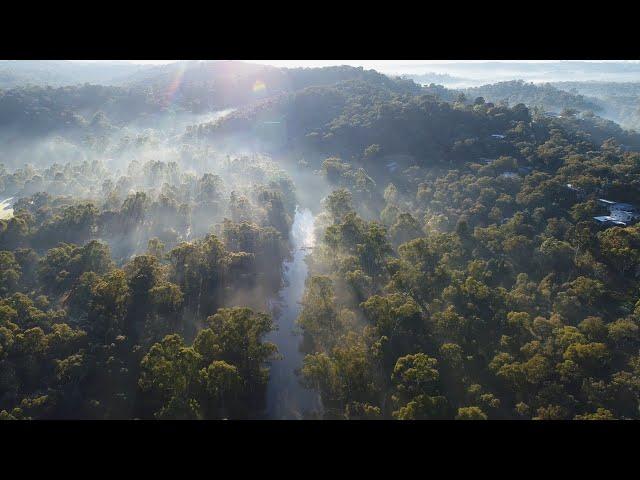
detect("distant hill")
(551, 81), (640, 130)
(401, 72), (474, 88)
(463, 80), (603, 114)
(552, 81), (640, 98)
(120, 60), (424, 112)
(195, 76), (640, 165)
(397, 61), (640, 84)
(0, 62), (424, 140)
(195, 78), (527, 161)
(0, 61), (152, 88)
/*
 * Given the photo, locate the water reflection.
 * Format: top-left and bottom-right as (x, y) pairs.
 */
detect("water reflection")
(265, 206), (322, 419)
(0, 197), (14, 220)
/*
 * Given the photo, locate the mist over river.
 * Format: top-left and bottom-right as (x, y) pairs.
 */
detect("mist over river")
(265, 207), (322, 419)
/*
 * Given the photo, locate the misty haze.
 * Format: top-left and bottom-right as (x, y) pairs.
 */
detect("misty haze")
(1, 59), (640, 420)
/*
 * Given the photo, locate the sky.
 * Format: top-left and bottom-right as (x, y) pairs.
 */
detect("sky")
(75, 60), (640, 66)
(68, 60), (640, 84)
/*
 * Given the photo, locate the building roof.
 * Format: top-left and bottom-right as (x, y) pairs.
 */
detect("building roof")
(593, 215), (627, 226)
(501, 172), (519, 179)
(612, 203), (635, 212)
(598, 199), (637, 212)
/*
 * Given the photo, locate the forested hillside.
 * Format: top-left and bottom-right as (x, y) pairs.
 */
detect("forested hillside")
(0, 61), (150, 89)
(0, 153), (295, 419)
(123, 61), (423, 111)
(458, 80), (640, 131)
(200, 80), (640, 160)
(293, 103), (640, 420)
(2, 61), (640, 420)
(463, 81), (603, 114)
(550, 82), (640, 130)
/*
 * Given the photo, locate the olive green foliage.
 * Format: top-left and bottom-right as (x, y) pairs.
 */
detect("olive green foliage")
(294, 90), (640, 420)
(3, 63), (640, 420)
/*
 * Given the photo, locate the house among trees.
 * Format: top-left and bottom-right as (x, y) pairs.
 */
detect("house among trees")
(593, 199), (640, 226)
(500, 171), (519, 179)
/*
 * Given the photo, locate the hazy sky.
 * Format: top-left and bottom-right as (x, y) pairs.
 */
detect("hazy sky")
(69, 60), (640, 83)
(74, 60), (640, 67)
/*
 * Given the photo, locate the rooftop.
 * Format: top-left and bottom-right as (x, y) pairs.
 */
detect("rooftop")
(612, 203), (636, 212)
(594, 216), (628, 226)
(501, 172), (519, 179)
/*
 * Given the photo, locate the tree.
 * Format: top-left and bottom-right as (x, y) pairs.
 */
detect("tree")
(88, 269), (130, 343)
(393, 394), (448, 420)
(0, 251), (21, 296)
(198, 307), (277, 385)
(321, 157), (351, 184)
(456, 406), (488, 420)
(390, 213), (422, 247)
(363, 144), (382, 163)
(199, 360), (243, 417)
(322, 189), (354, 222)
(298, 276), (338, 351)
(392, 353), (439, 397)
(574, 408), (615, 420)
(138, 334), (203, 419)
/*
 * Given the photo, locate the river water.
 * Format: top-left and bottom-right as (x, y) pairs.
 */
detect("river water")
(265, 206), (322, 419)
(0, 197), (13, 220)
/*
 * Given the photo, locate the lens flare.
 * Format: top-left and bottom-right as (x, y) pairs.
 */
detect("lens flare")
(164, 63), (187, 105)
(253, 80), (266, 92)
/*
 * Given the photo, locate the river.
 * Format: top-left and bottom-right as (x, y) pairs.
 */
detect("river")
(264, 206), (322, 419)
(0, 197), (13, 220)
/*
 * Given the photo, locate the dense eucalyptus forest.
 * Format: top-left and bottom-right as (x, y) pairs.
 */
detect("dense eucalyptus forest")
(1, 60), (640, 420)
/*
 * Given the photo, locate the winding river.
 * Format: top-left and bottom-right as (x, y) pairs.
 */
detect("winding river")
(265, 207), (322, 419)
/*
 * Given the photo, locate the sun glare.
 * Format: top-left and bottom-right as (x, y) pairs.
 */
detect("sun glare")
(253, 80), (267, 93)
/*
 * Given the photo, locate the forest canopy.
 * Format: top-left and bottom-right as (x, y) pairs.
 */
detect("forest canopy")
(2, 60), (640, 420)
